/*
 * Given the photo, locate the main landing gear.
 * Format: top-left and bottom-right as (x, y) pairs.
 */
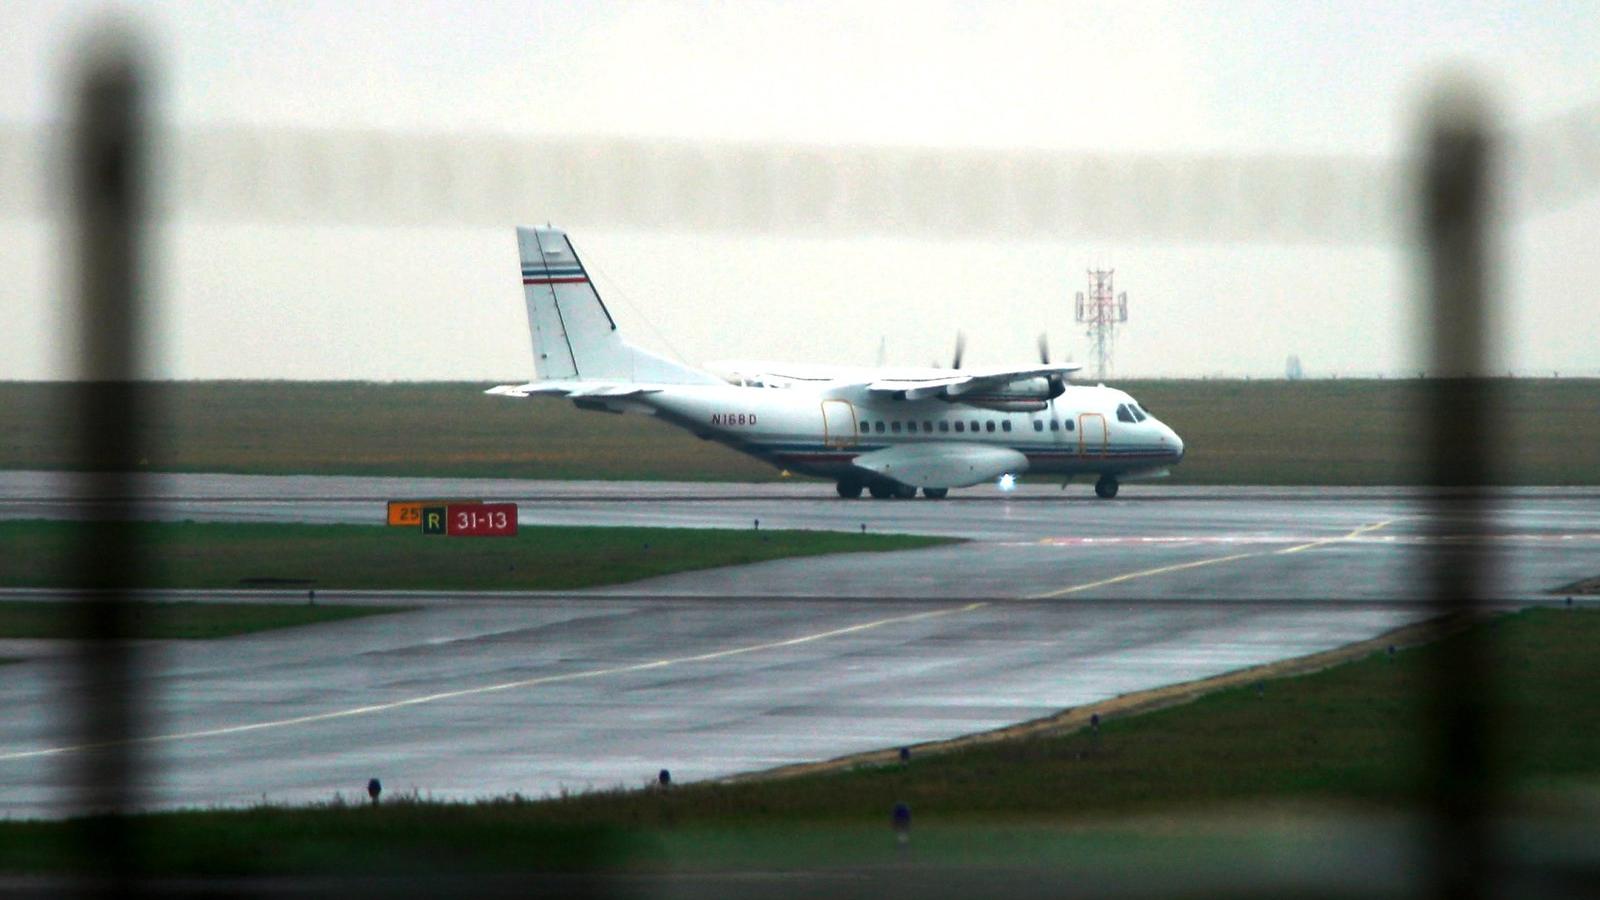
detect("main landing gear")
(838, 477), (947, 500)
(1094, 475), (1120, 499)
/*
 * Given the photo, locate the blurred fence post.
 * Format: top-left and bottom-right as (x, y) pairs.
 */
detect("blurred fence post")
(1420, 80), (1497, 900)
(68, 31), (148, 879)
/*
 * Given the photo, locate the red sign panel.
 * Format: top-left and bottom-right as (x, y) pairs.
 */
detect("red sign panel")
(445, 502), (518, 537)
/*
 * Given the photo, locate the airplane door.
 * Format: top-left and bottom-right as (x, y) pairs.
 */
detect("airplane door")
(821, 400), (858, 448)
(1078, 413), (1107, 457)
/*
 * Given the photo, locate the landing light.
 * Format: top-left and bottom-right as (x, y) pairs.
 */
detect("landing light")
(997, 473), (1017, 492)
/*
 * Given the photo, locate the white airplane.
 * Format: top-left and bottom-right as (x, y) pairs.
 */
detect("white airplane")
(488, 226), (1184, 499)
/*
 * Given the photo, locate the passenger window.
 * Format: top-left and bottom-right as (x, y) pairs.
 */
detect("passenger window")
(891, 421), (902, 433)
(938, 421), (950, 433)
(970, 420), (979, 432)
(1001, 420), (1012, 432)
(1049, 419), (1060, 432)
(860, 420), (869, 431)
(874, 421), (885, 433)
(954, 421), (965, 433)
(923, 421), (933, 433)
(1033, 420), (1044, 432)
(985, 421), (996, 433)
(1066, 419), (1075, 431)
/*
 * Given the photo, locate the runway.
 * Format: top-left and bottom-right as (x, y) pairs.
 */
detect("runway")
(2, 472), (1598, 819)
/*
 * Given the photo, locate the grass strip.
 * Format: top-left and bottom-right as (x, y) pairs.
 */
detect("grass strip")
(0, 520), (954, 591)
(3, 379), (1598, 484)
(0, 608), (1595, 875)
(0, 600), (404, 640)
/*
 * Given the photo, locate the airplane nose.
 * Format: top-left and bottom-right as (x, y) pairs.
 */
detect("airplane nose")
(1166, 426), (1185, 460)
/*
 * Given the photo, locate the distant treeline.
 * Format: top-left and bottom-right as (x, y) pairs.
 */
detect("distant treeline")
(2, 379), (1596, 485)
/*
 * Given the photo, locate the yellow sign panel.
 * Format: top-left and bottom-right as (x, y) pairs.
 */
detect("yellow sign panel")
(387, 500), (481, 527)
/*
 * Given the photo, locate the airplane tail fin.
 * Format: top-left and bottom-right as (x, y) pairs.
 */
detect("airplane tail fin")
(517, 226), (719, 384)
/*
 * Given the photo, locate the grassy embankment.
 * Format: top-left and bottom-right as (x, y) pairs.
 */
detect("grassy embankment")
(0, 600), (398, 640)
(0, 520), (953, 592)
(3, 379), (1598, 484)
(2, 608), (1596, 875)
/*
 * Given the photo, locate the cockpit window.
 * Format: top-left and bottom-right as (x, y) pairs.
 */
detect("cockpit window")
(1131, 405), (1147, 422)
(1116, 404), (1136, 423)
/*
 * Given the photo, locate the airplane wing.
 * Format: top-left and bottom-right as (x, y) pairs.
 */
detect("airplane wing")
(862, 363), (1083, 399)
(486, 381), (663, 399)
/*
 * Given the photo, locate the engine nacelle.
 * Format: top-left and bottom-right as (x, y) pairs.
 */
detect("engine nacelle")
(947, 375), (1065, 412)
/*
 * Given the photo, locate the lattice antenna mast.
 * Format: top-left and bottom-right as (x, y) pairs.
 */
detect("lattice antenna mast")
(1075, 268), (1128, 380)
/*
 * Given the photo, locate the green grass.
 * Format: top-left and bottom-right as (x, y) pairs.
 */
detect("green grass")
(0, 600), (403, 640)
(1, 608), (1595, 875)
(0, 520), (954, 591)
(1119, 377), (1600, 484)
(0, 381), (775, 481)
(3, 379), (1598, 484)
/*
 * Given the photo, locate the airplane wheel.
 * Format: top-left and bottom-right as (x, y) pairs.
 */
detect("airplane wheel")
(836, 478), (864, 499)
(893, 483), (918, 499)
(1094, 475), (1120, 499)
(867, 481), (894, 499)
(922, 487), (949, 499)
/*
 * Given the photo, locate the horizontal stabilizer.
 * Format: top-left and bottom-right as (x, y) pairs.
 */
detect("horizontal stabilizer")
(851, 442), (1029, 489)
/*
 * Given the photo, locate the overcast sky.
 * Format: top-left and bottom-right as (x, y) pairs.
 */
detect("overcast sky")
(2, 0), (1596, 380)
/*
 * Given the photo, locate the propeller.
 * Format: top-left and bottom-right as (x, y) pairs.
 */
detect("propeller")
(1040, 333), (1069, 398)
(951, 332), (966, 370)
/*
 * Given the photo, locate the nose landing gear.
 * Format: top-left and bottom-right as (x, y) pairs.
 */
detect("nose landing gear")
(1094, 475), (1120, 499)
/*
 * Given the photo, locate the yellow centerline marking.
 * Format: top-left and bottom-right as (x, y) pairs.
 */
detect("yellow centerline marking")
(1027, 552), (1260, 599)
(1028, 516), (1403, 599)
(2, 517), (1405, 762)
(0, 602), (985, 762)
(1276, 517), (1402, 554)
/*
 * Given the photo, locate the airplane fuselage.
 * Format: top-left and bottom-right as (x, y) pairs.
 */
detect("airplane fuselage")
(639, 382), (1184, 483)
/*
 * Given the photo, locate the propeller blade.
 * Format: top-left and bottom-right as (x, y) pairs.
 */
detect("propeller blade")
(951, 332), (966, 370)
(1037, 333), (1051, 365)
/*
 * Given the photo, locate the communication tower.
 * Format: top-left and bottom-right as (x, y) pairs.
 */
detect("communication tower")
(1075, 269), (1128, 380)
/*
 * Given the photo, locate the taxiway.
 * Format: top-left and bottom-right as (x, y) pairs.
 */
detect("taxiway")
(1, 473), (1596, 818)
